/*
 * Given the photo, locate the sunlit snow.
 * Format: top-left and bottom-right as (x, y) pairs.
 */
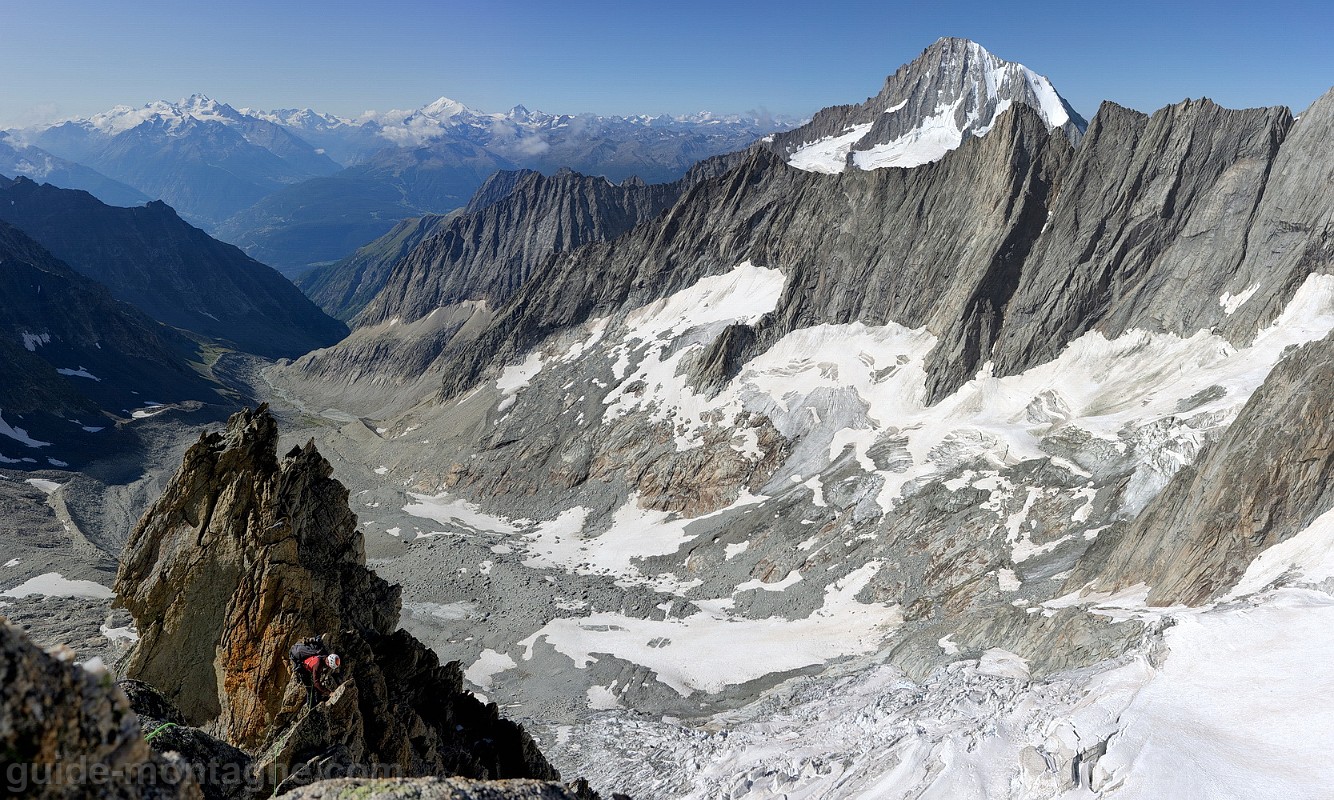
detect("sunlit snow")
(1, 572), (114, 599)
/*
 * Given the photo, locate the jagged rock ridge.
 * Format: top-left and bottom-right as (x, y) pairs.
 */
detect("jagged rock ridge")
(287, 166), (689, 409)
(115, 406), (561, 795)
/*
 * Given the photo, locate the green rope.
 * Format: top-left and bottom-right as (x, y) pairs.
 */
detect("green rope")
(143, 721), (179, 742)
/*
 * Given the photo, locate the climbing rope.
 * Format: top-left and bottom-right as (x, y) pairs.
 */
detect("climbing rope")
(143, 721), (179, 742)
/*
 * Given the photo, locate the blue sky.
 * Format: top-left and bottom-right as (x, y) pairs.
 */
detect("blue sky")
(1, 0), (1331, 127)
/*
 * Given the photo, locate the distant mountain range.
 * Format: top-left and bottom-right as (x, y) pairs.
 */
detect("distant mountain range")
(5, 96), (797, 277)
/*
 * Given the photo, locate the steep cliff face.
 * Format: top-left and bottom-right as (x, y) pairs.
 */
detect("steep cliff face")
(298, 213), (456, 322)
(353, 169), (681, 329)
(0, 619), (201, 799)
(114, 406), (559, 791)
(989, 99), (1292, 379)
(286, 167), (686, 409)
(1214, 86), (1334, 341)
(436, 103), (1070, 403)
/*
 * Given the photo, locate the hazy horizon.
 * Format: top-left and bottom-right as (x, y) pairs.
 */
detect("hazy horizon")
(3, 0), (1331, 129)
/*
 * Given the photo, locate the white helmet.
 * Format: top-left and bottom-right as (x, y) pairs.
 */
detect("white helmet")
(325, 653), (341, 670)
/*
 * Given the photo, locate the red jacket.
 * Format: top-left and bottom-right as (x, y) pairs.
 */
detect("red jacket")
(303, 655), (330, 695)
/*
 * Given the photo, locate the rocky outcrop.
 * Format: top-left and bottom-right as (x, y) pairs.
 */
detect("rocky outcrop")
(0, 177), (348, 359)
(114, 406), (560, 793)
(1073, 332), (1334, 605)
(0, 618), (201, 799)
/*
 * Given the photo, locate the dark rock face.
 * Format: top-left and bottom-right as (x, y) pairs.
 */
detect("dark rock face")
(299, 213), (456, 322)
(0, 219), (223, 423)
(114, 406), (559, 793)
(1074, 332), (1334, 605)
(0, 177), (347, 359)
(463, 170), (544, 215)
(427, 88), (1333, 412)
(289, 167), (685, 398)
(354, 169), (681, 329)
(0, 618), (202, 799)
(120, 681), (254, 800)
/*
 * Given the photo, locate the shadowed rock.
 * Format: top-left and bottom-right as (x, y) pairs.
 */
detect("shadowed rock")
(0, 618), (202, 799)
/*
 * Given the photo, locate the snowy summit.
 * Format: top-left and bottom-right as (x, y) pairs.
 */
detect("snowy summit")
(780, 38), (1086, 174)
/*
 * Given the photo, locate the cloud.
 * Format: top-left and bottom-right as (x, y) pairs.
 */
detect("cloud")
(1, 103), (61, 133)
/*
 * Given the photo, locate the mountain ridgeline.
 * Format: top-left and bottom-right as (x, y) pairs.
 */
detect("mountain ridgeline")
(274, 41), (1334, 615)
(11, 94), (795, 277)
(429, 92), (1323, 409)
(0, 177), (347, 359)
(288, 166), (691, 400)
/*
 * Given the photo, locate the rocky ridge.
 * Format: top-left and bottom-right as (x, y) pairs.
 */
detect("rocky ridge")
(286, 166), (688, 412)
(114, 406), (567, 797)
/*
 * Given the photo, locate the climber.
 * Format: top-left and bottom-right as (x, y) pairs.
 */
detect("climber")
(289, 635), (341, 707)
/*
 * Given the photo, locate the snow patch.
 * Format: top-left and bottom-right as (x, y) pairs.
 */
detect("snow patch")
(2, 572), (114, 599)
(0, 412), (51, 448)
(57, 366), (100, 381)
(1226, 505), (1334, 599)
(496, 350), (544, 413)
(100, 623), (139, 644)
(404, 493), (521, 534)
(1219, 283), (1260, 315)
(464, 649), (517, 690)
(786, 123), (873, 174)
(24, 478), (61, 494)
(519, 561), (901, 696)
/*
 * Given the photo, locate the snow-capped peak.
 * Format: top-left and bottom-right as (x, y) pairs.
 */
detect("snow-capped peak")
(421, 96), (471, 119)
(783, 38), (1084, 174)
(70, 93), (244, 135)
(960, 39), (1071, 129)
